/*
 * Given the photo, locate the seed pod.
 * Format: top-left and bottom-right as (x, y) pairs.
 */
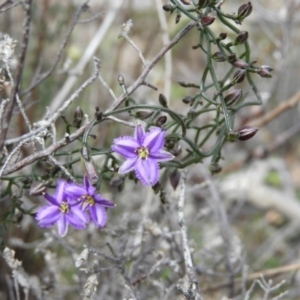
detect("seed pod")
(232, 69), (246, 84)
(224, 89), (243, 106)
(234, 31), (248, 45)
(156, 115), (167, 127)
(212, 52), (226, 62)
(201, 16), (215, 27)
(73, 106), (84, 128)
(238, 126), (259, 141)
(159, 93), (168, 107)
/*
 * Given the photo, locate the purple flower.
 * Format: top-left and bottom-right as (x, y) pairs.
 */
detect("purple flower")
(36, 180), (89, 237)
(65, 175), (115, 227)
(111, 125), (174, 186)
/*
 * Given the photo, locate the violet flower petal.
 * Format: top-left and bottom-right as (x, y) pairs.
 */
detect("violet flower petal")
(55, 180), (67, 203)
(111, 137), (139, 158)
(64, 183), (86, 199)
(36, 206), (60, 227)
(43, 193), (60, 206)
(118, 157), (138, 174)
(134, 124), (145, 145)
(143, 127), (166, 153)
(94, 195), (115, 207)
(150, 150), (174, 162)
(84, 175), (90, 190)
(57, 215), (68, 237)
(90, 205), (107, 227)
(135, 158), (159, 186)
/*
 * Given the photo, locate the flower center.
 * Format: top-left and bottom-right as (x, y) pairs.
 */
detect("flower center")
(80, 195), (95, 209)
(137, 146), (149, 159)
(60, 201), (70, 214)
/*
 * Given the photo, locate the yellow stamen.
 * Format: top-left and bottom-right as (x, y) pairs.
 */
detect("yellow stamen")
(60, 201), (70, 214)
(80, 195), (95, 209)
(137, 146), (149, 159)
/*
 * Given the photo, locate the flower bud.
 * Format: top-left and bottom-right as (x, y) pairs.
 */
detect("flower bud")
(257, 65), (273, 78)
(94, 106), (103, 121)
(156, 115), (167, 127)
(234, 31), (248, 45)
(224, 89), (243, 106)
(169, 169), (181, 190)
(182, 96), (193, 104)
(238, 126), (259, 141)
(212, 52), (226, 62)
(216, 32), (227, 42)
(201, 16), (215, 27)
(170, 145), (182, 157)
(162, 4), (173, 12)
(73, 106), (84, 128)
(232, 69), (246, 84)
(192, 44), (202, 50)
(159, 93), (168, 107)
(188, 108), (197, 119)
(30, 180), (50, 196)
(237, 2), (252, 23)
(176, 11), (181, 24)
(165, 139), (176, 149)
(152, 182), (162, 194)
(209, 163), (222, 174)
(232, 59), (248, 69)
(117, 74), (125, 86)
(81, 146), (99, 184)
(228, 53), (237, 63)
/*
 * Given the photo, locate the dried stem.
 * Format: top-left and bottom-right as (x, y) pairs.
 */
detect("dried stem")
(0, 0), (32, 150)
(177, 169), (202, 300)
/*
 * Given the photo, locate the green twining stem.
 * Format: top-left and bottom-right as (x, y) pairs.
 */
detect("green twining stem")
(104, 104), (186, 137)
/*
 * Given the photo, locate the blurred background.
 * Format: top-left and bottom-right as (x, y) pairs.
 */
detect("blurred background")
(0, 0), (300, 299)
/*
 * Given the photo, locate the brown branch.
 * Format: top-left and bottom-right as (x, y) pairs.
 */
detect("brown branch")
(222, 121), (300, 174)
(22, 0), (91, 95)
(105, 21), (196, 113)
(249, 90), (300, 127)
(2, 122), (89, 176)
(0, 0), (12, 10)
(0, 0), (32, 150)
(203, 262), (300, 293)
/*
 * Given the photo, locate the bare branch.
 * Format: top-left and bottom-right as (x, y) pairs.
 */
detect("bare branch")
(177, 169), (202, 300)
(106, 21), (196, 113)
(0, 0), (32, 150)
